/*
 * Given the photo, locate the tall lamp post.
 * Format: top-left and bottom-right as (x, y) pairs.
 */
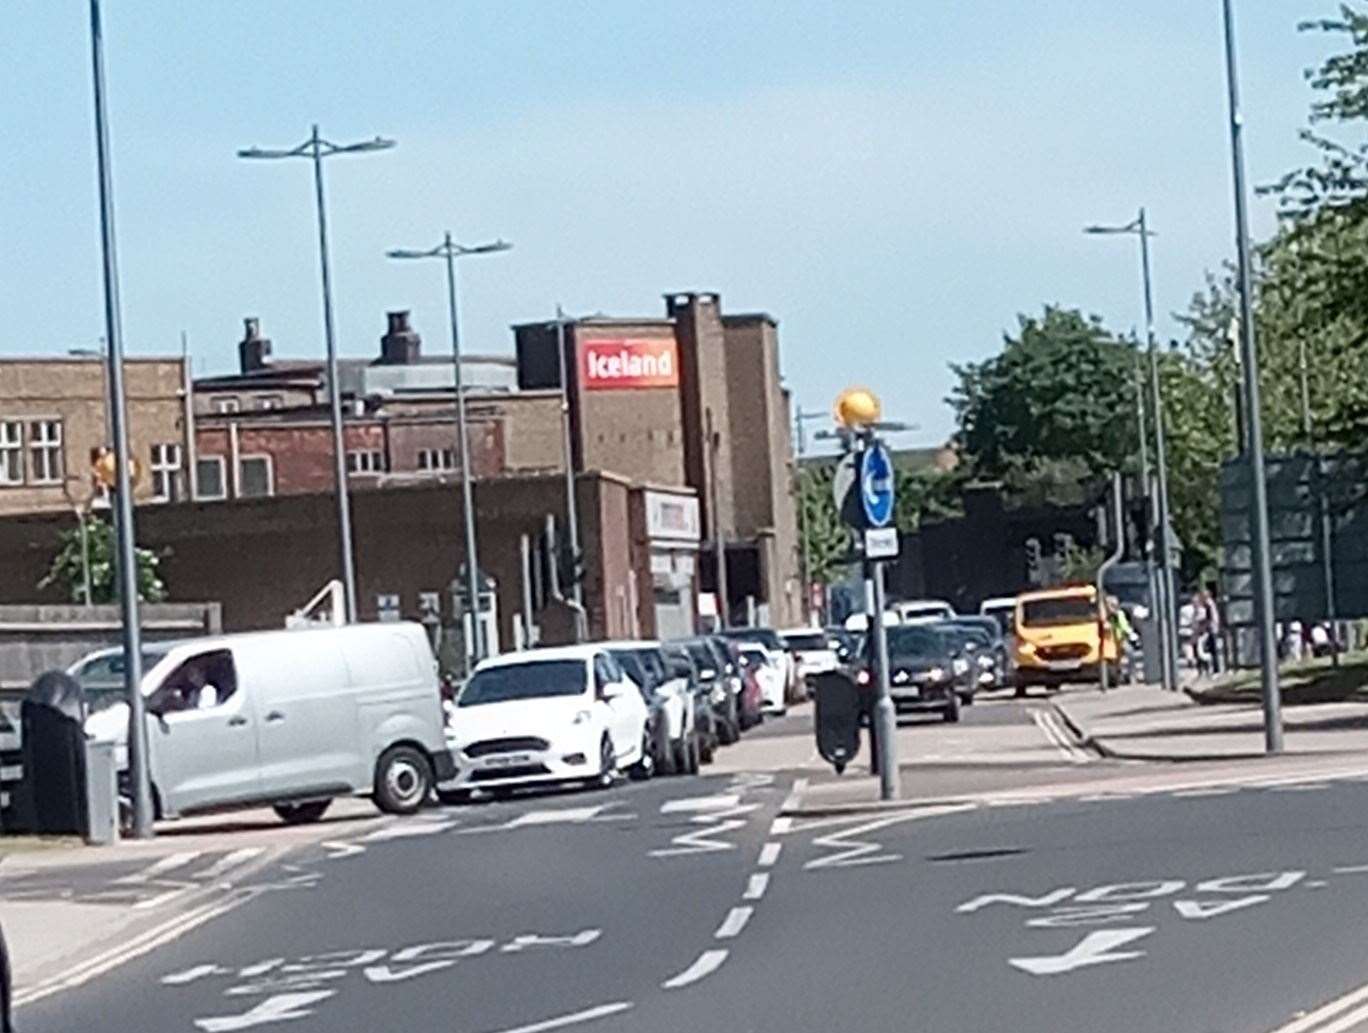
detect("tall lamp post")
(1085, 211), (1180, 692)
(1222, 0), (1282, 751)
(238, 126), (395, 623)
(793, 407), (826, 623)
(387, 234), (511, 663)
(88, 0), (154, 838)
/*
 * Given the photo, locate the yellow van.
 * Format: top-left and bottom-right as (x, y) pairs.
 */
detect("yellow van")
(1012, 584), (1117, 696)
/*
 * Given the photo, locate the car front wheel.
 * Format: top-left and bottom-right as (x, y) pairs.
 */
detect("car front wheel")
(943, 692), (962, 724)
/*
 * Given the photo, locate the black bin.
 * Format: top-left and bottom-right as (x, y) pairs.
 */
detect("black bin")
(19, 671), (89, 836)
(813, 671), (862, 774)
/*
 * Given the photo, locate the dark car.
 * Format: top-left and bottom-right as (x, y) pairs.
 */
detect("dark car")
(672, 636), (743, 745)
(944, 616), (1010, 690)
(608, 645), (682, 776)
(933, 622), (995, 702)
(825, 627), (860, 667)
(661, 643), (717, 764)
(856, 624), (961, 723)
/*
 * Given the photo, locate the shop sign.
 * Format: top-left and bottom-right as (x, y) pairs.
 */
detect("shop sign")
(644, 490), (700, 542)
(580, 339), (679, 390)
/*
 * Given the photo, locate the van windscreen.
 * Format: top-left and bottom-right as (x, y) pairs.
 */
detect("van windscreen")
(459, 661), (586, 706)
(1021, 596), (1097, 627)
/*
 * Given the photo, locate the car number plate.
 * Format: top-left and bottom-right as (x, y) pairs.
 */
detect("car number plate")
(483, 753), (534, 768)
(895, 685), (920, 699)
(1046, 660), (1082, 672)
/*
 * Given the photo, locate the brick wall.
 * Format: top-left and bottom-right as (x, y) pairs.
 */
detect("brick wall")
(669, 293), (735, 537)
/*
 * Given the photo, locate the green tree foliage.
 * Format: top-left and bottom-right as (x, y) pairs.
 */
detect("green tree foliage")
(796, 463), (853, 586)
(40, 515), (168, 604)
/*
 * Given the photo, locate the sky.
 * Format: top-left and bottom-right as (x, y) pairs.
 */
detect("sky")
(0, 2), (1341, 448)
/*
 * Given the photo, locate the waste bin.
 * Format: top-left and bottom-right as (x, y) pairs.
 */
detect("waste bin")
(20, 670), (88, 836)
(813, 671), (863, 774)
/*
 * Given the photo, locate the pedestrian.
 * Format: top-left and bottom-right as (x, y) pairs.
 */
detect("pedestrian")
(1, 918), (13, 1033)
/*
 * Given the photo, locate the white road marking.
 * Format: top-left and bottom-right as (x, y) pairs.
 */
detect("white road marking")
(661, 794), (740, 814)
(321, 841), (365, 860)
(162, 964), (228, 986)
(715, 906), (753, 939)
(1008, 927), (1153, 976)
(194, 990), (336, 1031)
(133, 887), (194, 911)
(1173, 896), (1268, 920)
(1171, 788), (1238, 798)
(662, 949), (729, 989)
(508, 806), (607, 827)
(758, 842), (782, 867)
(489, 1002), (633, 1033)
(201, 848), (267, 881)
(361, 819), (455, 841)
(1333, 864), (1368, 875)
(1270, 783), (1331, 792)
(1267, 980), (1368, 1033)
(116, 851), (202, 884)
(806, 806), (973, 871)
(649, 819), (747, 858)
(1031, 710), (1089, 764)
(770, 816), (793, 834)
(362, 960), (454, 983)
(743, 873), (770, 900)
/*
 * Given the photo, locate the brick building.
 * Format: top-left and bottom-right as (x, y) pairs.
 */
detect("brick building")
(513, 291), (802, 627)
(0, 355), (191, 516)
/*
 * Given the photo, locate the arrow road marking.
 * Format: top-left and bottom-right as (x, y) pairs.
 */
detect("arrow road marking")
(1008, 927), (1154, 976)
(487, 1002), (634, 1033)
(194, 991), (336, 1031)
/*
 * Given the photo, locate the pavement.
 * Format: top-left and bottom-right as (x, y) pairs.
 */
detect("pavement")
(12, 695), (1368, 1032)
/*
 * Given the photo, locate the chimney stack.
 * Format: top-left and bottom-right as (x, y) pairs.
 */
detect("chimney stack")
(238, 317), (272, 372)
(380, 310), (422, 364)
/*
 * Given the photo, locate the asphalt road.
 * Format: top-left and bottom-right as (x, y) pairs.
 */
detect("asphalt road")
(17, 704), (1368, 1033)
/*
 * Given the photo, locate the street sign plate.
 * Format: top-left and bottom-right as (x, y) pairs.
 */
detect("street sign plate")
(864, 527), (899, 559)
(860, 444), (895, 528)
(831, 453), (858, 511)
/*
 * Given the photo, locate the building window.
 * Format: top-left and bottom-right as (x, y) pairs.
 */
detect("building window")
(256, 394), (284, 411)
(150, 443), (182, 502)
(211, 396), (240, 414)
(238, 455), (274, 498)
(347, 449), (384, 474)
(0, 421), (22, 485)
(417, 447), (456, 472)
(27, 419), (62, 484)
(196, 456), (227, 500)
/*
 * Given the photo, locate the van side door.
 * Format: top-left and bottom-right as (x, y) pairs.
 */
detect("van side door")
(146, 649), (259, 816)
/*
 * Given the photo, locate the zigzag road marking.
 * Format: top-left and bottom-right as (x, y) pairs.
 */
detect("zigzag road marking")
(803, 805), (976, 870)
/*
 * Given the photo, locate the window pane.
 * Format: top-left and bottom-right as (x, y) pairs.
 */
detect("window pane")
(197, 458), (225, 499)
(239, 457), (272, 497)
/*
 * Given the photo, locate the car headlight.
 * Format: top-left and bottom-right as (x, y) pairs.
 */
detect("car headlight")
(925, 666), (947, 682)
(572, 709), (592, 725)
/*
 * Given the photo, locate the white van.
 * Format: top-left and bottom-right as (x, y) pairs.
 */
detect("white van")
(892, 599), (957, 625)
(78, 623), (454, 823)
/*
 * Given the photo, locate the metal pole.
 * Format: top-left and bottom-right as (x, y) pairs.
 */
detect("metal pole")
(869, 549), (899, 800)
(89, 0), (152, 838)
(1301, 339), (1338, 665)
(1135, 350), (1151, 490)
(1139, 208), (1179, 691)
(1096, 473), (1125, 692)
(794, 407), (813, 623)
(706, 409), (729, 629)
(1223, 0), (1282, 751)
(310, 125), (358, 623)
(443, 234), (484, 660)
(555, 308), (584, 615)
(519, 533), (535, 650)
(78, 511), (93, 606)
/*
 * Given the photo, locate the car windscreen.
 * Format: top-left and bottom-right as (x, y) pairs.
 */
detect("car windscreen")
(1021, 596), (1097, 627)
(783, 632), (828, 651)
(458, 660), (586, 706)
(947, 623), (994, 646)
(75, 647), (172, 713)
(610, 650), (649, 689)
(877, 627), (945, 658)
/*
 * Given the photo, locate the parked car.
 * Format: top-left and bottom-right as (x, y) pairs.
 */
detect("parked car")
(736, 643), (786, 715)
(441, 644), (651, 800)
(892, 599), (957, 625)
(672, 637), (743, 745)
(605, 641), (699, 775)
(716, 626), (796, 700)
(661, 643), (717, 764)
(730, 646), (766, 729)
(779, 627), (839, 691)
(80, 623), (455, 822)
(855, 624), (961, 723)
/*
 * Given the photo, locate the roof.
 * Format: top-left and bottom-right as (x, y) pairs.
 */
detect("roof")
(1017, 584), (1097, 601)
(475, 645), (602, 669)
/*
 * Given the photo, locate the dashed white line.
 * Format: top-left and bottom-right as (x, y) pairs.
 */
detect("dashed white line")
(743, 873), (770, 900)
(201, 848), (266, 881)
(769, 816), (793, 835)
(489, 1001), (634, 1033)
(661, 795), (740, 814)
(714, 906), (753, 939)
(116, 851), (202, 885)
(662, 949), (729, 989)
(758, 842), (782, 867)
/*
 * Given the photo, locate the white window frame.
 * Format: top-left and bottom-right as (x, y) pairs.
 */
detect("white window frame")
(418, 447), (456, 472)
(196, 455), (227, 501)
(150, 442), (183, 503)
(0, 421), (23, 486)
(347, 449), (384, 474)
(27, 418), (63, 485)
(237, 453), (275, 498)
(211, 396), (240, 414)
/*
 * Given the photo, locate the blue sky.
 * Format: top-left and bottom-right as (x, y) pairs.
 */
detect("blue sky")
(0, 2), (1339, 446)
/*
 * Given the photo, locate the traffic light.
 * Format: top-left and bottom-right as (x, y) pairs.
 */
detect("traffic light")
(555, 543), (586, 591)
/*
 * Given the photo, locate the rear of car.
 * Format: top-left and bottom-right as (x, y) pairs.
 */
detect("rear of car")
(893, 600), (957, 625)
(716, 627), (796, 701)
(737, 644), (786, 714)
(1012, 586), (1116, 694)
(780, 628), (838, 689)
(855, 625), (961, 722)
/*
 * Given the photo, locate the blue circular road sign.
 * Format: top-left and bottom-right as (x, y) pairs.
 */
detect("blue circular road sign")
(860, 443), (895, 528)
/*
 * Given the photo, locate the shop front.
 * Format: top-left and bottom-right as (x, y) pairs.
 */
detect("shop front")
(633, 488), (701, 640)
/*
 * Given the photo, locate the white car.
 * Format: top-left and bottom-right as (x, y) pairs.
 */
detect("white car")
(893, 599), (957, 625)
(603, 641), (699, 775)
(979, 596), (1018, 636)
(441, 645), (650, 798)
(737, 644), (786, 715)
(779, 627), (839, 685)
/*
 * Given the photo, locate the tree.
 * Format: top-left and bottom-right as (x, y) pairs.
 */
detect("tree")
(796, 463), (854, 586)
(40, 515), (168, 604)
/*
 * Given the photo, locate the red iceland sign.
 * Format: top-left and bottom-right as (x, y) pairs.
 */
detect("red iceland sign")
(579, 339), (679, 390)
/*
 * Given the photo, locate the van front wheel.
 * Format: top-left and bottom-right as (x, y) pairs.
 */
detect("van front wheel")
(374, 745), (433, 815)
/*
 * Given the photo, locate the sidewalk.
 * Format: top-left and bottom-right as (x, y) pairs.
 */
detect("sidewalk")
(1, 797), (384, 997)
(1054, 683), (1368, 762)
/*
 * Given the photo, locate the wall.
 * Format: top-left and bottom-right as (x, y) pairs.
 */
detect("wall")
(0, 357), (188, 515)
(669, 293), (734, 537)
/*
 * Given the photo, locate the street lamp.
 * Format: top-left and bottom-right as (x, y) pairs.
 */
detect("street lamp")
(1222, 0), (1282, 752)
(238, 126), (395, 624)
(792, 407), (826, 623)
(1085, 211), (1180, 693)
(387, 234), (511, 663)
(87, 0), (153, 838)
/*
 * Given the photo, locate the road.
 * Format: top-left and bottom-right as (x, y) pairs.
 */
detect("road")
(15, 696), (1368, 1033)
